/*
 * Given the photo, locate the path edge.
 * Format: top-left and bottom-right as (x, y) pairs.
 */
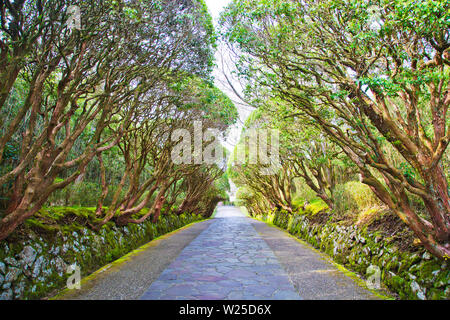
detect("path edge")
(251, 216), (395, 300)
(50, 218), (209, 300)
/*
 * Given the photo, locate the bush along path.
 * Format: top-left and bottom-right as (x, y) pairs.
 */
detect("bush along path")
(53, 206), (387, 300)
(0, 207), (204, 300)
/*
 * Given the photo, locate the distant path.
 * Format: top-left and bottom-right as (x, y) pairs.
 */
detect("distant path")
(57, 206), (381, 300)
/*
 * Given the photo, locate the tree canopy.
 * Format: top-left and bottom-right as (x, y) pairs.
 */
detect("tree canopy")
(222, 0), (450, 259)
(0, 0), (236, 239)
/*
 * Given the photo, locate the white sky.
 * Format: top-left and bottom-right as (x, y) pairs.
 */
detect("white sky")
(204, 0), (229, 21)
(204, 0), (254, 152)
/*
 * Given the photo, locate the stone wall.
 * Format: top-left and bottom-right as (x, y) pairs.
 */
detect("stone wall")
(0, 213), (203, 300)
(255, 211), (449, 300)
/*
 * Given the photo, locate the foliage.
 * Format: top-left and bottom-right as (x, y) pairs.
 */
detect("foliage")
(221, 0), (450, 259)
(0, 0), (234, 239)
(332, 181), (383, 215)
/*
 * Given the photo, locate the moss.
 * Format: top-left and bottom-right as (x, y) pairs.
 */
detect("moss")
(386, 275), (406, 292)
(433, 269), (449, 288)
(409, 260), (439, 279)
(304, 199), (329, 216)
(51, 217), (205, 300)
(253, 209), (448, 300)
(24, 219), (60, 233)
(428, 288), (446, 300)
(1, 208), (204, 300)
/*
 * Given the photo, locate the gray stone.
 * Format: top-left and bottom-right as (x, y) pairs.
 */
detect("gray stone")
(0, 288), (13, 300)
(49, 246), (60, 255)
(0, 273), (4, 285)
(32, 256), (45, 278)
(417, 290), (426, 300)
(23, 265), (32, 277)
(141, 209), (303, 300)
(34, 243), (42, 254)
(410, 280), (426, 300)
(408, 273), (417, 280)
(0, 262), (5, 274)
(18, 245), (37, 266)
(5, 267), (21, 282)
(422, 252), (432, 260)
(4, 257), (19, 267)
(14, 282), (25, 299)
(53, 257), (67, 276)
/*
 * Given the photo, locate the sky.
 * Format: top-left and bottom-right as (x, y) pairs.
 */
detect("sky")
(203, 0), (254, 152)
(204, 0), (229, 21)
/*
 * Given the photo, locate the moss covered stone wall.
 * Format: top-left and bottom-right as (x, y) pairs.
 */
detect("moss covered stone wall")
(0, 209), (203, 300)
(255, 211), (449, 300)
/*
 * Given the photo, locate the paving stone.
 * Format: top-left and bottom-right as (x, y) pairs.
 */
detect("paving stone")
(141, 207), (300, 300)
(57, 206), (380, 300)
(272, 290), (303, 300)
(165, 284), (199, 296)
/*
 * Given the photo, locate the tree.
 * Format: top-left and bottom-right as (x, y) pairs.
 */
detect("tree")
(229, 111), (294, 213)
(92, 75), (238, 227)
(274, 109), (343, 210)
(222, 0), (450, 258)
(0, 0), (217, 239)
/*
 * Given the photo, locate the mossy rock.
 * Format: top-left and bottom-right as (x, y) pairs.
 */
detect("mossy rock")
(386, 275), (406, 292)
(429, 287), (447, 300)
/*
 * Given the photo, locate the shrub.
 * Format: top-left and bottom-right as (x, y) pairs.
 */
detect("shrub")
(46, 181), (102, 207)
(292, 177), (317, 202)
(332, 181), (382, 214)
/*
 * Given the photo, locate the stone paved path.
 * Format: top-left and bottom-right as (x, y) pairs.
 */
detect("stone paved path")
(56, 206), (383, 300)
(140, 207), (300, 300)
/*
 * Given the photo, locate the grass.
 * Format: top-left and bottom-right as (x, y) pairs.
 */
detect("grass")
(304, 199), (329, 215)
